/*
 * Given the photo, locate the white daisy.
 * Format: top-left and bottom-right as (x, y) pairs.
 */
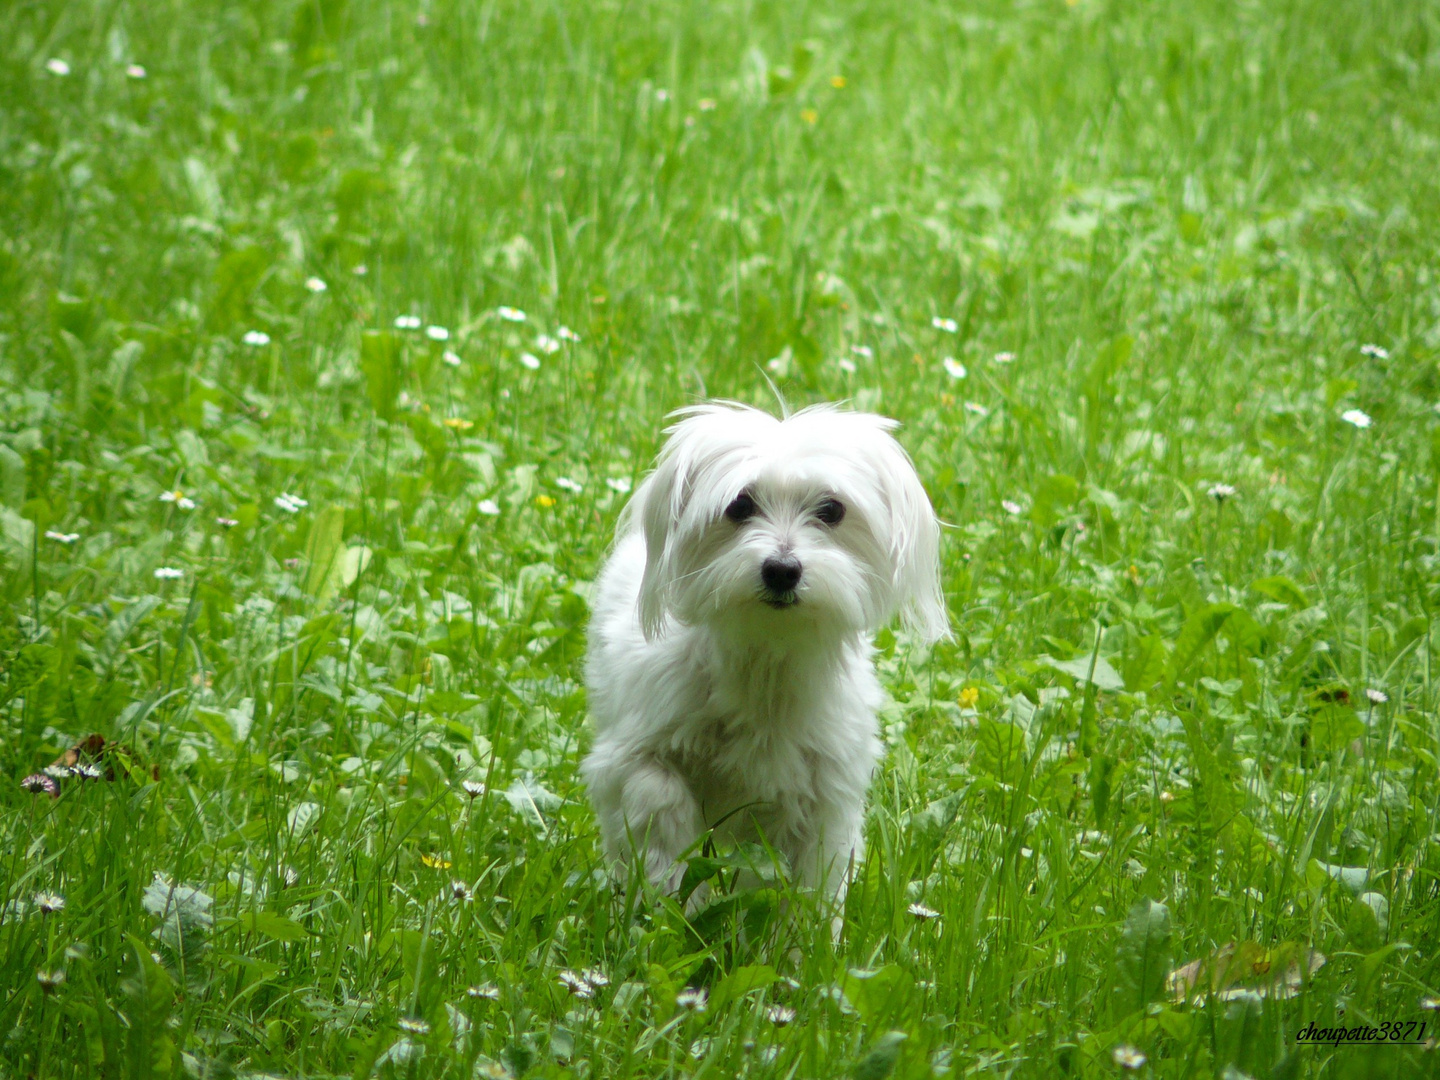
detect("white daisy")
(159, 490), (195, 510)
(1001, 500), (1023, 516)
(426, 325), (450, 341)
(676, 987), (708, 1011)
(153, 567), (184, 580)
(45, 58), (71, 76)
(1112, 1045), (1147, 1069)
(45, 531), (80, 544)
(837, 357), (857, 374)
(1360, 343), (1389, 359)
(34, 891), (66, 913)
(851, 344), (874, 359)
(468, 984), (500, 1000)
(497, 307), (527, 323)
(555, 477), (583, 494)
(942, 357), (967, 380)
(964, 401), (989, 416)
(304, 276), (327, 293)
(394, 315), (422, 330)
(274, 493), (308, 513)
(519, 353), (541, 371)
(557, 971), (594, 998)
(557, 326), (581, 341)
(1365, 688), (1388, 705)
(605, 477), (632, 494)
(125, 64), (147, 79)
(461, 780), (486, 798)
(352, 264), (368, 276)
(993, 351), (1016, 364)
(1341, 409), (1372, 428)
(397, 1017), (430, 1035)
(765, 1004), (796, 1026)
(931, 316), (958, 333)
(442, 350), (462, 367)
(535, 334), (560, 354)
(477, 499), (501, 516)
(907, 902), (941, 920)
(242, 330), (271, 347)
(1207, 483), (1237, 502)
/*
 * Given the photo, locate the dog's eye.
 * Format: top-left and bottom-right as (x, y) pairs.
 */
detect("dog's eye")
(724, 492), (757, 523)
(815, 498), (845, 526)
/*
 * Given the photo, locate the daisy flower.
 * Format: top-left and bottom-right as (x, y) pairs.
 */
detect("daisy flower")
(676, 987), (708, 1011)
(36, 970), (65, 992)
(1360, 343), (1389, 359)
(1207, 483), (1236, 502)
(765, 1004), (796, 1026)
(216, 517), (239, 528)
(1001, 499), (1023, 516)
(397, 1017), (430, 1035)
(46, 58), (71, 76)
(461, 780), (486, 798)
(497, 306), (527, 323)
(304, 276), (327, 293)
(851, 344), (874, 359)
(34, 891), (66, 914)
(426, 325), (450, 341)
(907, 902), (941, 920)
(605, 477), (632, 494)
(442, 350), (462, 367)
(558, 326), (581, 342)
(931, 317), (958, 333)
(274, 493), (308, 513)
(125, 64), (147, 79)
(477, 499), (501, 516)
(1365, 688), (1388, 705)
(450, 880), (473, 902)
(519, 353), (541, 370)
(837, 357), (857, 374)
(942, 357), (967, 380)
(468, 984), (500, 1000)
(45, 531), (80, 544)
(154, 567), (183, 580)
(394, 315), (422, 330)
(558, 970), (595, 999)
(1341, 409), (1372, 428)
(21, 774), (58, 796)
(242, 330), (271, 347)
(1112, 1045), (1147, 1069)
(535, 334), (560, 354)
(555, 477), (583, 494)
(993, 351), (1015, 364)
(159, 490), (196, 510)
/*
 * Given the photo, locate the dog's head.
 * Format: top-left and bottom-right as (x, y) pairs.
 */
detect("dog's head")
(622, 402), (947, 646)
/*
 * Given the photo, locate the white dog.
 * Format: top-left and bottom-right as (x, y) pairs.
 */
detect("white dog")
(581, 401), (947, 908)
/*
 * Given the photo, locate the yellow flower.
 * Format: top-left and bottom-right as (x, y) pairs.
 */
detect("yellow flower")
(442, 418), (474, 431)
(800, 108), (818, 125)
(535, 494), (556, 508)
(830, 75), (847, 89)
(959, 687), (980, 709)
(420, 854), (452, 870)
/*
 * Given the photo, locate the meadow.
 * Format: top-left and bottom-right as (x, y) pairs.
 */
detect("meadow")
(3, 0), (1440, 1076)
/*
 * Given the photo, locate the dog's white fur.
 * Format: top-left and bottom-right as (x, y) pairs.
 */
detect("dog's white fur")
(581, 401), (946, 906)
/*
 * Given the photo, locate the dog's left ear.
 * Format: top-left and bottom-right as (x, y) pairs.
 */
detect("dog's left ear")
(887, 464), (949, 644)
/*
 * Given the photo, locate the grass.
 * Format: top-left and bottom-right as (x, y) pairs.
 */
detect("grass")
(2, 0), (1440, 1076)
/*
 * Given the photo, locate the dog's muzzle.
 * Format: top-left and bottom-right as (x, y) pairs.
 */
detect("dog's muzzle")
(760, 554), (802, 606)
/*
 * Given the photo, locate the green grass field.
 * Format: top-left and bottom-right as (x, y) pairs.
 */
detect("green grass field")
(4, 0), (1440, 1076)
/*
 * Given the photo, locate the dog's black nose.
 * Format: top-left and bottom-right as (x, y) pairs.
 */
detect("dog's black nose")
(761, 555), (802, 594)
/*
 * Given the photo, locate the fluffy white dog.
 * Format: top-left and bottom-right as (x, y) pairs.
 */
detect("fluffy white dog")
(581, 401), (947, 907)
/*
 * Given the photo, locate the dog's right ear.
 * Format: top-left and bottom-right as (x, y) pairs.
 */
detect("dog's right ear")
(635, 451), (686, 640)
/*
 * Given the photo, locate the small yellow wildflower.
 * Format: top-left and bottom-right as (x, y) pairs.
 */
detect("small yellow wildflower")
(830, 75), (847, 89)
(535, 494), (556, 508)
(420, 854), (452, 870)
(959, 687), (980, 709)
(800, 108), (818, 125)
(442, 418), (473, 431)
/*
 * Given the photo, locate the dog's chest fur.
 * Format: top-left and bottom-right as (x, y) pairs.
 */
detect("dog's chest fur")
(661, 637), (879, 841)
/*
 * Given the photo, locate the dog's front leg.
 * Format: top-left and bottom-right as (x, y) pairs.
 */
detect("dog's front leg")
(604, 758), (702, 893)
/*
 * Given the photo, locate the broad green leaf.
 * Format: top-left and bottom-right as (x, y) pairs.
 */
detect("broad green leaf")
(1116, 899), (1172, 1011)
(1040, 653), (1125, 692)
(238, 911), (309, 942)
(708, 965), (777, 1012)
(972, 719), (1028, 784)
(840, 965), (914, 1026)
(1169, 603), (1237, 678)
(1248, 575), (1308, 608)
(304, 505), (346, 601)
(360, 330), (401, 421)
(1123, 634), (1168, 691)
(853, 1031), (908, 1080)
